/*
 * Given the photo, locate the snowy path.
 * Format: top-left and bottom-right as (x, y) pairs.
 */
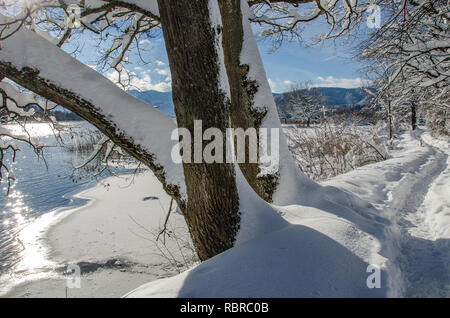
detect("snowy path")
(388, 135), (450, 297)
(324, 131), (450, 297)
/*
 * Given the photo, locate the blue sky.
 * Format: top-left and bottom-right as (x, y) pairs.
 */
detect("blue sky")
(71, 21), (368, 94)
(257, 38), (366, 93)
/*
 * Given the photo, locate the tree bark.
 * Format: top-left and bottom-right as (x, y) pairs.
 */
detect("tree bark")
(218, 0), (317, 206)
(219, 0), (317, 205)
(157, 0), (240, 261)
(218, 0), (278, 203)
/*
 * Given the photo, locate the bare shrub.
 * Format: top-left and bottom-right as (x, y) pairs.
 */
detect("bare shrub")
(63, 128), (104, 154)
(59, 125), (139, 181)
(129, 199), (199, 273)
(422, 108), (449, 137)
(151, 219), (200, 273)
(284, 121), (387, 181)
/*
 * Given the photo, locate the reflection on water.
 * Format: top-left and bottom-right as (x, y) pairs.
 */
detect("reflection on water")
(0, 122), (131, 295)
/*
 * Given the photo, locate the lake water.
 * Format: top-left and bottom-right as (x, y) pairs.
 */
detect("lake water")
(0, 122), (131, 295)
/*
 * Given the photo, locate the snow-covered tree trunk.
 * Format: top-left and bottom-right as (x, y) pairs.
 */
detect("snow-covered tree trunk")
(219, 0), (318, 205)
(157, 0), (241, 261)
(219, 0), (272, 201)
(157, 0), (289, 260)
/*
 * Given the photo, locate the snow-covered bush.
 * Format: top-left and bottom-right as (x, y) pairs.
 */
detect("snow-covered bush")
(284, 121), (387, 181)
(422, 108), (449, 137)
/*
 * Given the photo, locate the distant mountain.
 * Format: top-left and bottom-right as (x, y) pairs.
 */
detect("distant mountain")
(127, 87), (370, 118)
(275, 87), (370, 108)
(128, 90), (175, 117)
(316, 87), (369, 107)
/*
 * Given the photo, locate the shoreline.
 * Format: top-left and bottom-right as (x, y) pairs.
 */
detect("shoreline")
(2, 171), (190, 298)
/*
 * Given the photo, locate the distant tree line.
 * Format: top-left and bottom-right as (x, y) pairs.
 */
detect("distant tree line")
(0, 105), (83, 123)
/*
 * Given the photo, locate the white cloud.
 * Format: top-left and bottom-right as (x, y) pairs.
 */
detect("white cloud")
(268, 78), (296, 93)
(139, 39), (151, 46)
(268, 78), (276, 90)
(106, 69), (171, 92)
(268, 78), (282, 93)
(313, 76), (367, 88)
(155, 68), (170, 76)
(148, 81), (172, 92)
(282, 80), (295, 87)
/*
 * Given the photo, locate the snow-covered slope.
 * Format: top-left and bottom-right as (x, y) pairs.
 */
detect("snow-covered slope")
(125, 129), (449, 298)
(125, 212), (387, 297)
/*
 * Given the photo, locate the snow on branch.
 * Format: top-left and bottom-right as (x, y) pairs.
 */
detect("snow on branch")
(0, 0), (162, 84)
(0, 81), (57, 116)
(0, 20), (186, 206)
(361, 0), (449, 119)
(248, 0), (367, 46)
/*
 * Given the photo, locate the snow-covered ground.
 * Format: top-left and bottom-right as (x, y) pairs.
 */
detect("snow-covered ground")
(3, 172), (192, 298)
(127, 129), (449, 298)
(3, 128), (449, 298)
(322, 129), (450, 297)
